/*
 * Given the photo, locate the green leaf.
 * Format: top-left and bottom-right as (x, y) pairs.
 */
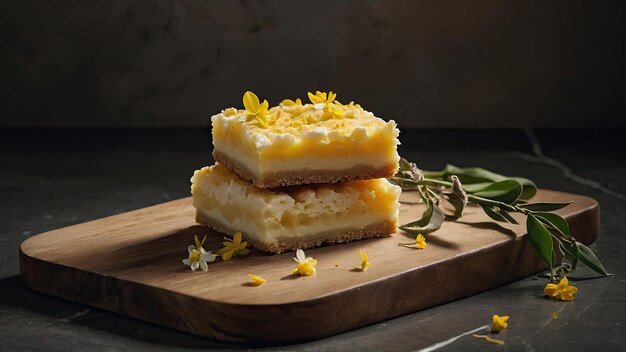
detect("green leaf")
(480, 205), (519, 225)
(511, 177), (537, 200)
(461, 182), (492, 193)
(536, 213), (570, 237)
(442, 165), (536, 200)
(481, 205), (508, 223)
(498, 209), (520, 225)
(443, 164), (505, 184)
(400, 199), (445, 234)
(559, 240), (580, 270)
(472, 180), (523, 204)
(576, 242), (610, 276)
(518, 202), (572, 212)
(526, 214), (554, 270)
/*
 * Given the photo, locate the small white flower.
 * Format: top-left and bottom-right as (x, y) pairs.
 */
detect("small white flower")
(292, 249), (317, 276)
(183, 235), (217, 272)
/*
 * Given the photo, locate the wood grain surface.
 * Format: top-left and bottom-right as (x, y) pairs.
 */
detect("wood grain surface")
(19, 190), (599, 343)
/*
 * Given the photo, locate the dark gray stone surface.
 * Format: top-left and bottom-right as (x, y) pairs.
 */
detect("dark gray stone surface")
(2, 1), (625, 128)
(1, 128), (624, 351)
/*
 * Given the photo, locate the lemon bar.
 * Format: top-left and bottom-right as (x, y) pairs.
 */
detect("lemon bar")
(211, 92), (401, 188)
(191, 163), (401, 253)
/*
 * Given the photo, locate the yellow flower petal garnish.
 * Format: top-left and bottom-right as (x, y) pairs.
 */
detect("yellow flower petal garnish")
(292, 249), (317, 276)
(473, 334), (505, 346)
(216, 231), (249, 261)
(248, 274), (266, 286)
(415, 234), (427, 249)
(281, 98), (302, 106)
(182, 235), (217, 271)
(544, 276), (577, 301)
(242, 91), (269, 128)
(307, 91), (343, 117)
(399, 234), (427, 249)
(360, 249), (372, 271)
(491, 314), (509, 332)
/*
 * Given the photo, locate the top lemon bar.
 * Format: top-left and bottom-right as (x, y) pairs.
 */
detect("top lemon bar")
(211, 91), (400, 188)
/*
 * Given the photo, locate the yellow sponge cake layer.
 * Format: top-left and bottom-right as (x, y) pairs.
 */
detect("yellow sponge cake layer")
(191, 164), (401, 253)
(211, 102), (400, 188)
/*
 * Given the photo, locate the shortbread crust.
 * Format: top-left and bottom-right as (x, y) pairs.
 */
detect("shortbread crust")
(196, 211), (396, 253)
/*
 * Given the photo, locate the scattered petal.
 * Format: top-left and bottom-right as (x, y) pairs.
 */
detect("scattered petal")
(217, 232), (250, 260)
(491, 314), (509, 332)
(360, 249), (372, 271)
(415, 234), (427, 249)
(248, 274), (267, 286)
(399, 234), (427, 250)
(293, 249), (317, 276)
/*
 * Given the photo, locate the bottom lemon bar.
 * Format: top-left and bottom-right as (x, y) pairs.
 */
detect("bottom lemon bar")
(190, 164), (401, 253)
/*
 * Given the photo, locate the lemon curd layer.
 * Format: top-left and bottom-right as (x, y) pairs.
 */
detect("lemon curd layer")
(211, 102), (400, 188)
(191, 164), (401, 253)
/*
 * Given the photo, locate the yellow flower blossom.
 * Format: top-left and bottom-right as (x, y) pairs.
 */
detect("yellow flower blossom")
(360, 249), (372, 271)
(399, 234), (427, 249)
(292, 249), (317, 276)
(307, 91), (344, 117)
(415, 234), (427, 249)
(544, 277), (577, 301)
(491, 314), (509, 332)
(216, 232), (249, 261)
(242, 91), (269, 128)
(182, 235), (217, 271)
(281, 98), (302, 106)
(248, 274), (266, 286)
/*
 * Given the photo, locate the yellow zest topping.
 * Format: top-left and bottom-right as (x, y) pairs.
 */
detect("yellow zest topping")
(248, 274), (267, 286)
(399, 234), (427, 249)
(307, 91), (344, 117)
(544, 277), (577, 301)
(360, 249), (372, 271)
(491, 314), (509, 332)
(182, 235), (217, 271)
(281, 98), (302, 106)
(216, 232), (249, 261)
(292, 249), (317, 276)
(242, 91), (269, 128)
(473, 334), (505, 346)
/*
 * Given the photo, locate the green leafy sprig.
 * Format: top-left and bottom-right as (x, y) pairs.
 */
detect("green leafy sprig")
(390, 158), (610, 279)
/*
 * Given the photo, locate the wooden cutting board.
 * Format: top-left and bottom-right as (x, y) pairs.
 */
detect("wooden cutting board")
(20, 190), (599, 343)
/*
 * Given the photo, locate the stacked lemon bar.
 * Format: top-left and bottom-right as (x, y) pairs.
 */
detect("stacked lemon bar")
(191, 91), (402, 253)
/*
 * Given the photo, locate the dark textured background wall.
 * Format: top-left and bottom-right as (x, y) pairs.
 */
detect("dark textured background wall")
(2, 1), (625, 128)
